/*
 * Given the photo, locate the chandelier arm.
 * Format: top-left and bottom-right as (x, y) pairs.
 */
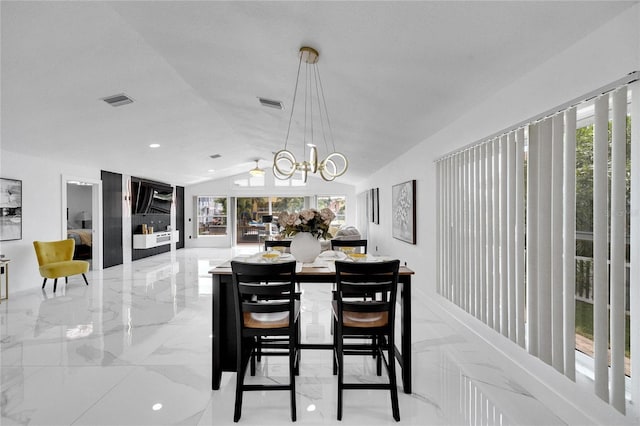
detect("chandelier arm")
(319, 153), (348, 178)
(319, 163), (336, 181)
(273, 150), (297, 178)
(309, 145), (318, 173)
(298, 161), (309, 183)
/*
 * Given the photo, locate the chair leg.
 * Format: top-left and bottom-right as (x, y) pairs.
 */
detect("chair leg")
(337, 328), (344, 421)
(295, 319), (301, 375)
(65, 276), (68, 284)
(42, 278), (47, 289)
(388, 338), (400, 422)
(233, 373), (243, 422)
(376, 335), (383, 376)
(332, 317), (338, 375)
(53, 278), (58, 293)
(250, 346), (256, 376)
(82, 274), (89, 286)
(234, 349), (249, 422)
(256, 336), (262, 362)
(289, 334), (297, 422)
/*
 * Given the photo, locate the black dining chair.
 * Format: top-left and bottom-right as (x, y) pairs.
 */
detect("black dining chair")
(265, 240), (292, 253)
(332, 259), (400, 422)
(230, 260), (300, 422)
(330, 239), (367, 254)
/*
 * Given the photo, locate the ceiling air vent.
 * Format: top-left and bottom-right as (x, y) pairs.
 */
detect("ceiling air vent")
(102, 93), (134, 107)
(258, 97), (284, 110)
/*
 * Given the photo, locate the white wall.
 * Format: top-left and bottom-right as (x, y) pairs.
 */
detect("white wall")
(0, 150), (102, 294)
(359, 5), (640, 298)
(184, 171), (357, 248)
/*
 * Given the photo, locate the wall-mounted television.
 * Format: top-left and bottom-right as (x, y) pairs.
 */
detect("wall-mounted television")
(132, 180), (173, 214)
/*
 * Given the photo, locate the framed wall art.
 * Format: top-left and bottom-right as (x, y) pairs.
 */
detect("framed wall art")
(370, 187), (379, 224)
(0, 178), (22, 241)
(392, 179), (416, 244)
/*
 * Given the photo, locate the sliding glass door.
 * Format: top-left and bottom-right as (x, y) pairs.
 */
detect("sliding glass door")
(235, 196), (306, 244)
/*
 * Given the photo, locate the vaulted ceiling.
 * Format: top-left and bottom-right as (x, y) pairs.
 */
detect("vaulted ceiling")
(1, 1), (634, 185)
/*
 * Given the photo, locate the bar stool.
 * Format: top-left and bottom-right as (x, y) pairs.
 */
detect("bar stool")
(332, 259), (400, 421)
(230, 260), (300, 422)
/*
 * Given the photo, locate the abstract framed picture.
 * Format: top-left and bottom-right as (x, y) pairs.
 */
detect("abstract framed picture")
(0, 178), (22, 241)
(392, 179), (416, 244)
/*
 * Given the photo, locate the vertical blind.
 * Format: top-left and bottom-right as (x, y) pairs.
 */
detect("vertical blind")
(436, 75), (638, 414)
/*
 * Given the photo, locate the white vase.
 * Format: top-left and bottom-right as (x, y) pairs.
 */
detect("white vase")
(290, 232), (321, 263)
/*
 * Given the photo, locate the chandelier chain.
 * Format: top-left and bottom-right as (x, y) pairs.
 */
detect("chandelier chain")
(284, 52), (304, 151)
(315, 64), (337, 153)
(312, 64), (328, 152)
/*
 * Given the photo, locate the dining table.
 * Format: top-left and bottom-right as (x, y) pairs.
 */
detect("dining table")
(210, 253), (415, 394)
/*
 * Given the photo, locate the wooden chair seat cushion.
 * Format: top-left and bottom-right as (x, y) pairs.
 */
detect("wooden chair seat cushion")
(331, 301), (388, 328)
(243, 301), (300, 329)
(39, 260), (89, 279)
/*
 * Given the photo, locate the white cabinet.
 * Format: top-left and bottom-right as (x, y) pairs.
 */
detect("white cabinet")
(133, 231), (180, 249)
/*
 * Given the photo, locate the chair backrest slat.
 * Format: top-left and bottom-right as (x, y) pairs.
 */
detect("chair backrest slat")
(264, 240), (292, 252)
(331, 239), (368, 254)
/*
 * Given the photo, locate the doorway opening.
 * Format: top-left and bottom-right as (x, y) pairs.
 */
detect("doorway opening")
(62, 175), (102, 271)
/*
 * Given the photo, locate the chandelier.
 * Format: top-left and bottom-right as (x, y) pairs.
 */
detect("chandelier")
(273, 47), (348, 182)
(249, 159), (265, 177)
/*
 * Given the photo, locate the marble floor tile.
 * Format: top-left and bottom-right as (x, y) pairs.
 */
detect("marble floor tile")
(0, 247), (604, 425)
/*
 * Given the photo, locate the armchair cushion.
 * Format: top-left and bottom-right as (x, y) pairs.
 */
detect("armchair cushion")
(39, 260), (89, 279)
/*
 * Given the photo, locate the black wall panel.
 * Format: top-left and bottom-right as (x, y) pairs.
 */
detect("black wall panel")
(101, 170), (123, 268)
(176, 186), (185, 249)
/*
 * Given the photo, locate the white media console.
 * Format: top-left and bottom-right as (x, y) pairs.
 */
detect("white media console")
(133, 231), (180, 249)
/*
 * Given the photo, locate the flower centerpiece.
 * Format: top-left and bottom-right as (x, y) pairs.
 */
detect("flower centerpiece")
(277, 208), (335, 240)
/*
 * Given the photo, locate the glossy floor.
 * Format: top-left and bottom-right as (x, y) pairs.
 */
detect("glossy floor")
(0, 248), (581, 425)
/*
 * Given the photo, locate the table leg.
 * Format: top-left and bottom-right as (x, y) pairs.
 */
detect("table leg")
(212, 274), (222, 390)
(400, 277), (412, 393)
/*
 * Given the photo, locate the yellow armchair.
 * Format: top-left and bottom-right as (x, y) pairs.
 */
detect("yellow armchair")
(33, 239), (89, 292)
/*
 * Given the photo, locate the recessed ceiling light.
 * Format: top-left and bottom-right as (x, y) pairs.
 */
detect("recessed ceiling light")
(149, 143), (160, 148)
(208, 169), (215, 173)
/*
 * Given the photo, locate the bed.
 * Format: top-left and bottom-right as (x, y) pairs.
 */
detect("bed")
(67, 228), (92, 260)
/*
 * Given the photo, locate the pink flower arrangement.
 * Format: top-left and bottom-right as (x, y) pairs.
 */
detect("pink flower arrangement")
(277, 208), (336, 239)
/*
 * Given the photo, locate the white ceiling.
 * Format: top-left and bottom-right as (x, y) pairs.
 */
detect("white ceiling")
(1, 1), (634, 186)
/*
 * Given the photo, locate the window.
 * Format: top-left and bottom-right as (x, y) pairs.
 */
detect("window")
(271, 197), (305, 215)
(196, 196), (228, 237)
(274, 173), (307, 187)
(317, 195), (346, 229)
(236, 197), (270, 244)
(572, 103), (631, 377)
(435, 77), (637, 412)
(233, 175), (265, 187)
